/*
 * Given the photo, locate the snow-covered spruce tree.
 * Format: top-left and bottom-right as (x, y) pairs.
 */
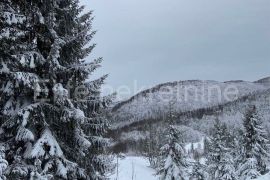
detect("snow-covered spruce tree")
(146, 123), (161, 169)
(238, 106), (269, 179)
(206, 119), (236, 180)
(203, 137), (211, 156)
(0, 145), (8, 180)
(0, 0), (112, 179)
(158, 125), (188, 180)
(190, 160), (208, 180)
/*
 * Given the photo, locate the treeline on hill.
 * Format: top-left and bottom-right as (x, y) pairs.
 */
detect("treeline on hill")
(110, 89), (270, 154)
(111, 82), (270, 130)
(149, 106), (270, 180)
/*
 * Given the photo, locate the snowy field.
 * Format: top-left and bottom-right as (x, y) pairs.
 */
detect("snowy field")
(257, 173), (270, 180)
(109, 156), (158, 180)
(109, 156), (270, 180)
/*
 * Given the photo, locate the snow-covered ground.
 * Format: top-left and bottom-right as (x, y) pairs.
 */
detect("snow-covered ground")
(109, 156), (158, 180)
(256, 173), (270, 180)
(109, 156), (270, 180)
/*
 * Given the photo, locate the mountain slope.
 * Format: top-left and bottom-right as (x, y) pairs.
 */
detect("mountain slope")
(111, 77), (270, 129)
(111, 87), (270, 154)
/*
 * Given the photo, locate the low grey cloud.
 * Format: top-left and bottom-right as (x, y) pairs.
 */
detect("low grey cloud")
(81, 0), (270, 97)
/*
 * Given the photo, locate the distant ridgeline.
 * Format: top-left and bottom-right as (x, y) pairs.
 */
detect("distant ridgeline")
(108, 77), (270, 153)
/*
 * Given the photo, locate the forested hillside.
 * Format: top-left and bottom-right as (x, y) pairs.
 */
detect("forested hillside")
(110, 80), (270, 154)
(111, 78), (270, 129)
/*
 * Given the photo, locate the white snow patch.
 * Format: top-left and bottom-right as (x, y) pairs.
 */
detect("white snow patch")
(1, 12), (26, 25)
(53, 83), (69, 98)
(73, 109), (85, 123)
(30, 128), (63, 158)
(110, 156), (158, 180)
(56, 160), (68, 179)
(16, 126), (34, 142)
(0, 62), (9, 73)
(256, 173), (270, 180)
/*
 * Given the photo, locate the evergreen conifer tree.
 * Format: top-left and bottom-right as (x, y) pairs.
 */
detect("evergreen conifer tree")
(190, 160), (207, 180)
(0, 145), (8, 180)
(0, 0), (112, 179)
(203, 137), (211, 156)
(146, 123), (160, 169)
(158, 125), (188, 180)
(238, 106), (269, 179)
(207, 119), (236, 180)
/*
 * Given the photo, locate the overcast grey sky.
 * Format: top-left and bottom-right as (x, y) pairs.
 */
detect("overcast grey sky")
(81, 0), (270, 97)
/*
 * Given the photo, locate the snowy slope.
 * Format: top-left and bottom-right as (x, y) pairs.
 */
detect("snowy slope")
(123, 88), (270, 140)
(256, 173), (270, 180)
(111, 78), (270, 129)
(112, 88), (270, 156)
(110, 156), (158, 180)
(109, 156), (269, 180)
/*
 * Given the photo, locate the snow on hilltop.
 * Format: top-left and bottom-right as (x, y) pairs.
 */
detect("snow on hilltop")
(255, 76), (270, 85)
(111, 78), (270, 129)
